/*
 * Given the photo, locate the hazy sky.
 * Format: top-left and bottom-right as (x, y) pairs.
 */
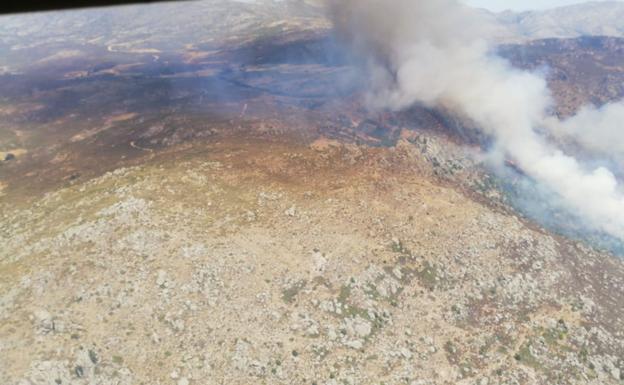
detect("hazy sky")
(463, 0), (622, 12)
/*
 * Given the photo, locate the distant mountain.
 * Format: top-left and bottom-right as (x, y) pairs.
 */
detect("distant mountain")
(1, 0), (622, 52)
(0, 0), (327, 51)
(495, 1), (624, 40)
(0, 0), (328, 72)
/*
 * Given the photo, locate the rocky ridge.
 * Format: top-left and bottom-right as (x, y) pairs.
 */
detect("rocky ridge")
(1, 136), (623, 385)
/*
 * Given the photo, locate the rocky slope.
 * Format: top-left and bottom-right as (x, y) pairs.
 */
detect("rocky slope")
(1, 135), (624, 385)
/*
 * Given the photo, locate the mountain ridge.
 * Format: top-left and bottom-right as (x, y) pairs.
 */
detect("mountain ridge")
(493, 1), (624, 40)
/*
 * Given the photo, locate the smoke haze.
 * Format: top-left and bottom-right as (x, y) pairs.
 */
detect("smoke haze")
(549, 102), (624, 161)
(329, 0), (624, 240)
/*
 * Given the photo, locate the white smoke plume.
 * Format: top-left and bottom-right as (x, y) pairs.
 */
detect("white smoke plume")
(329, 0), (624, 240)
(547, 102), (624, 160)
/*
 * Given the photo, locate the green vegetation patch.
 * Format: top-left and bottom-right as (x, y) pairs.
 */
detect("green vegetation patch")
(281, 279), (307, 303)
(417, 261), (440, 290)
(514, 342), (542, 370)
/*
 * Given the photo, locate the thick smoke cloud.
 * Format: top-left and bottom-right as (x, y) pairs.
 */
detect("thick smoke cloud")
(548, 102), (624, 160)
(329, 0), (624, 240)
